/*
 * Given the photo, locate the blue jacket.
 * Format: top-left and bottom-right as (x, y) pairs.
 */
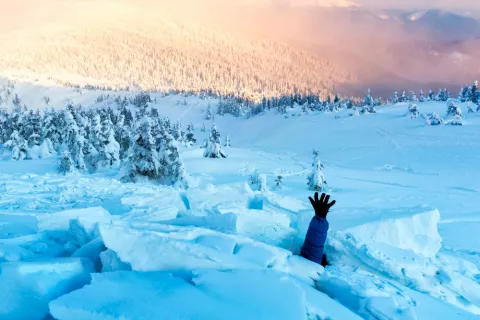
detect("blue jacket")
(301, 216), (329, 264)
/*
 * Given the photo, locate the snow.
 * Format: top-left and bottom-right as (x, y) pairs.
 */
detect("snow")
(36, 207), (112, 234)
(332, 206), (442, 258)
(0, 81), (480, 319)
(0, 258), (93, 320)
(50, 270), (360, 320)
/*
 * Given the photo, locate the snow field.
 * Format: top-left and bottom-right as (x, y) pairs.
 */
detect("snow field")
(0, 82), (479, 319)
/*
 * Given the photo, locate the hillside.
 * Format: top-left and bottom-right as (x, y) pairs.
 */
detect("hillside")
(0, 80), (479, 319)
(0, 0), (353, 101)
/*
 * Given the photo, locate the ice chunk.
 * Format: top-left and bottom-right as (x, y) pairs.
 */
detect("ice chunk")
(0, 243), (35, 262)
(0, 214), (37, 239)
(36, 207), (112, 233)
(215, 204), (296, 247)
(99, 249), (131, 272)
(0, 258), (93, 320)
(340, 206), (442, 258)
(50, 270), (310, 320)
(121, 187), (185, 221)
(99, 224), (290, 273)
(160, 212), (238, 233)
(72, 238), (106, 272)
(193, 270), (308, 320)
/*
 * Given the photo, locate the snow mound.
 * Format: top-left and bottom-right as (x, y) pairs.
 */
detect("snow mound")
(184, 183), (250, 210)
(50, 270), (359, 320)
(0, 258), (93, 320)
(339, 206), (442, 258)
(121, 187), (185, 221)
(318, 266), (478, 320)
(325, 206), (480, 314)
(99, 224), (291, 273)
(303, 206), (442, 259)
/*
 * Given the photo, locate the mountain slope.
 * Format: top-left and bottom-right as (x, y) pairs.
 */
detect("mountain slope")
(0, 0), (353, 100)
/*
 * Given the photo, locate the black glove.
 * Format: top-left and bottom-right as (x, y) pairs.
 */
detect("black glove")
(309, 192), (336, 219)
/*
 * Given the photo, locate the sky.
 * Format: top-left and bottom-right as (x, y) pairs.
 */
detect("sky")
(359, 0), (479, 11)
(266, 0), (480, 14)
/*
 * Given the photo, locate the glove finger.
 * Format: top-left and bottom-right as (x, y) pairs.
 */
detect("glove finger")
(328, 200), (336, 209)
(324, 195), (330, 204)
(309, 197), (315, 207)
(320, 193), (326, 202)
(314, 192), (319, 202)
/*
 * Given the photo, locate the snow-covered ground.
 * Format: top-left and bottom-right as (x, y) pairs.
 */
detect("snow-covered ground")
(0, 80), (480, 319)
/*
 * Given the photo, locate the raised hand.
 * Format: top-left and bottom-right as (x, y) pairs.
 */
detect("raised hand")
(308, 192), (336, 219)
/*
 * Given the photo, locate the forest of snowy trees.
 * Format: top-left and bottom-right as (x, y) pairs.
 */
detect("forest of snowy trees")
(0, 92), (207, 188)
(0, 79), (478, 189)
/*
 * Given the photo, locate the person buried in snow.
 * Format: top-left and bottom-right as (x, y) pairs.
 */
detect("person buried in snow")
(301, 192), (336, 267)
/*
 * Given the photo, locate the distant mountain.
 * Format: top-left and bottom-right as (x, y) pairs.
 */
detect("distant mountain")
(400, 9), (480, 42)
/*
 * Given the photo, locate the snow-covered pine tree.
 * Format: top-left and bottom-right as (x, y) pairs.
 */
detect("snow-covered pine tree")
(445, 100), (464, 126)
(158, 131), (189, 188)
(97, 116), (120, 168)
(185, 124), (196, 146)
(42, 108), (61, 150)
(411, 92), (418, 103)
(124, 117), (161, 181)
(408, 103), (420, 118)
(457, 86), (469, 102)
(400, 90), (408, 103)
(307, 150), (326, 191)
(24, 110), (42, 148)
(349, 106), (360, 117)
(12, 94), (23, 113)
(444, 88), (451, 101)
(428, 90), (435, 101)
(4, 130), (28, 160)
(64, 109), (86, 171)
(69, 130), (87, 171)
(363, 89), (376, 113)
(210, 124), (221, 144)
(205, 105), (212, 120)
(258, 174), (267, 192)
(472, 80), (479, 105)
(201, 123), (206, 132)
(419, 89), (426, 103)
(393, 92), (399, 104)
(58, 151), (75, 175)
(172, 122), (184, 143)
(425, 113), (444, 126)
(203, 124), (227, 158)
(274, 175), (283, 189)
(249, 169), (261, 190)
(90, 114), (102, 143)
(120, 106), (134, 128)
(115, 114), (132, 160)
(332, 94), (340, 112)
(446, 100), (463, 119)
